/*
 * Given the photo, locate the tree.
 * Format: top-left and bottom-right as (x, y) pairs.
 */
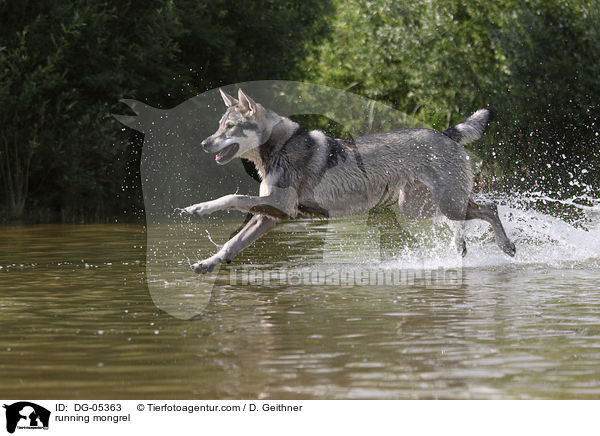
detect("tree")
(308, 0), (600, 192)
(0, 0), (332, 221)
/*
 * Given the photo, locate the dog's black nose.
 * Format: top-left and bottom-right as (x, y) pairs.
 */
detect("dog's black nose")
(201, 139), (212, 152)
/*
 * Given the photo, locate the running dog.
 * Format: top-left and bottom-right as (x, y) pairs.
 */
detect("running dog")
(181, 88), (515, 274)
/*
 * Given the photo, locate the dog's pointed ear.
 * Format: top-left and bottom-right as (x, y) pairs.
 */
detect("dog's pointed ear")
(238, 89), (257, 114)
(219, 88), (238, 107)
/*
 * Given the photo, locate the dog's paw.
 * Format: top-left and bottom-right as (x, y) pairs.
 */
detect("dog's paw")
(180, 201), (217, 217)
(456, 239), (467, 258)
(501, 240), (516, 257)
(192, 256), (223, 274)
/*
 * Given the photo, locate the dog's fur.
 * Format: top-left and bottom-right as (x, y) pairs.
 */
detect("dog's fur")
(181, 88), (515, 273)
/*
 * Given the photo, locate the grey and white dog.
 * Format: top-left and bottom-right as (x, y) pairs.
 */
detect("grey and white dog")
(181, 88), (515, 274)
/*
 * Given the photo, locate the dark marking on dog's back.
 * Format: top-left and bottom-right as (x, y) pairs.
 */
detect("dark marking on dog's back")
(267, 155), (295, 189)
(260, 126), (301, 164)
(325, 138), (348, 169)
(440, 125), (462, 143)
(259, 126), (305, 167)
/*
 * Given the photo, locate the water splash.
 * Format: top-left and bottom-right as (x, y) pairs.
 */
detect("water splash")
(380, 191), (600, 271)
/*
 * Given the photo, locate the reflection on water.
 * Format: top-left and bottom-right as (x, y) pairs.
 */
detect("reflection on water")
(1, 214), (600, 399)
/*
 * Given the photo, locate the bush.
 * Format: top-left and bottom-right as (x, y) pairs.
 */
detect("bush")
(0, 0), (332, 221)
(308, 0), (600, 193)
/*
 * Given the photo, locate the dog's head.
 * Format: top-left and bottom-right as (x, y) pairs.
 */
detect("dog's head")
(202, 89), (271, 165)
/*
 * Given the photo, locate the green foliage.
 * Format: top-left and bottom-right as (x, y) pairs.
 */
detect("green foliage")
(490, 1), (600, 186)
(309, 0), (600, 192)
(0, 1), (185, 220)
(2, 0), (599, 222)
(0, 0), (332, 221)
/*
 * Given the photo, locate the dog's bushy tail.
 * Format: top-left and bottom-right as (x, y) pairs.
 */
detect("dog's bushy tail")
(443, 109), (495, 145)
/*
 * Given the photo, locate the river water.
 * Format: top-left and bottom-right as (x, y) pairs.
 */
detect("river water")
(2, 195), (600, 399)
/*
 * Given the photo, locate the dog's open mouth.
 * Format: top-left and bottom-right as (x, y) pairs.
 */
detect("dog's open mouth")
(215, 143), (239, 164)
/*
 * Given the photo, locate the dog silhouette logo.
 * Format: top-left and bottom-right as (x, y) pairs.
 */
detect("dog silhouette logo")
(3, 402), (50, 434)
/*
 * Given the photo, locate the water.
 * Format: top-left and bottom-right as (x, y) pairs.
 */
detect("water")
(2, 195), (600, 399)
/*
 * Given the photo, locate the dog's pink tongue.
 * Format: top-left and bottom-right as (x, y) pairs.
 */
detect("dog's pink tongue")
(216, 143), (238, 162)
(216, 148), (227, 162)
(216, 149), (228, 162)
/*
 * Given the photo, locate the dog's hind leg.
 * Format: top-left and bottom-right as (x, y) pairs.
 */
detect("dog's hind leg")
(453, 221), (467, 257)
(436, 190), (514, 257)
(397, 182), (439, 219)
(465, 200), (515, 256)
(192, 214), (277, 274)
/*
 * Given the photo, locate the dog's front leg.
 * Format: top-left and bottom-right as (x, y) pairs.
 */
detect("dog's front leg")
(193, 214), (277, 274)
(181, 196), (232, 217)
(182, 192), (297, 219)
